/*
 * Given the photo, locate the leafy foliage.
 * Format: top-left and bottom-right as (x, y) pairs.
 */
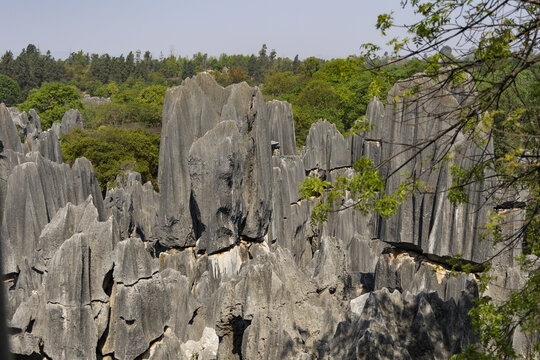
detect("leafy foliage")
(300, 156), (420, 224)
(60, 127), (160, 193)
(0, 45), (64, 98)
(83, 83), (166, 128)
(19, 83), (83, 129)
(0, 74), (21, 106)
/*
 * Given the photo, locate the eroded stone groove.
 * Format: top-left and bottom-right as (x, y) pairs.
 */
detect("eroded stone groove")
(1, 73), (533, 359)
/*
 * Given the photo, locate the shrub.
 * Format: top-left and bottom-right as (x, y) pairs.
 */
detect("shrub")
(60, 127), (160, 193)
(19, 83), (83, 129)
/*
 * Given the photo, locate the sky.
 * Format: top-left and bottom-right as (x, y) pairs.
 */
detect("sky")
(1, 0), (417, 60)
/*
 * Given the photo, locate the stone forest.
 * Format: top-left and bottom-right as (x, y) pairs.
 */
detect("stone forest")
(0, 70), (535, 359)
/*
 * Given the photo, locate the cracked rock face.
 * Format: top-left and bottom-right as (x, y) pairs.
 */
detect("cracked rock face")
(1, 154), (105, 278)
(104, 172), (159, 242)
(365, 78), (494, 264)
(0, 104), (23, 153)
(24, 129), (63, 163)
(327, 287), (476, 360)
(158, 74), (275, 248)
(303, 120), (351, 172)
(2, 73), (532, 359)
(6, 197), (117, 359)
(189, 120), (247, 254)
(41, 234), (99, 360)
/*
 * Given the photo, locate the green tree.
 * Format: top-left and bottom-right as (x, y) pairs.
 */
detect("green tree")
(60, 127), (160, 193)
(0, 51), (15, 77)
(262, 71), (301, 98)
(19, 83), (83, 129)
(10, 45), (65, 93)
(0, 74), (22, 106)
(137, 84), (166, 126)
(299, 57), (322, 78)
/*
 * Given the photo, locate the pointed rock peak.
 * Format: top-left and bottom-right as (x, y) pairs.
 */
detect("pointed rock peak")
(366, 96), (384, 115)
(60, 108), (84, 134)
(28, 109), (42, 133)
(0, 103), (22, 153)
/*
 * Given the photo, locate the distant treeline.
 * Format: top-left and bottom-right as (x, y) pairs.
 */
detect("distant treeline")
(0, 43), (428, 138)
(0, 43), (303, 99)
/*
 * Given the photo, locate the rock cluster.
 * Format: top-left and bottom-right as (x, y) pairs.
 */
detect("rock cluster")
(1, 73), (533, 359)
(82, 94), (111, 107)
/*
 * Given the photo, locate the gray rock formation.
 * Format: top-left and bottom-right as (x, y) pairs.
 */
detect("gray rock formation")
(158, 74), (275, 248)
(268, 100), (296, 156)
(103, 238), (167, 360)
(0, 104), (22, 153)
(4, 107), (85, 164)
(327, 287), (476, 359)
(361, 77), (494, 264)
(24, 129), (63, 163)
(28, 109), (42, 133)
(104, 172), (159, 242)
(59, 108), (84, 135)
(2, 73), (530, 359)
(6, 197), (117, 359)
(82, 94), (110, 107)
(189, 120), (247, 254)
(1, 153), (105, 284)
(373, 248), (477, 301)
(303, 119), (351, 172)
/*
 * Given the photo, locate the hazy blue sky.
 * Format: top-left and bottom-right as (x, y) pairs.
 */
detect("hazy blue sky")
(1, 0), (416, 59)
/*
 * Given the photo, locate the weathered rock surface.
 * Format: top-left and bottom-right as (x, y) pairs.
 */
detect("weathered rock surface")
(189, 120), (247, 254)
(6, 196), (117, 359)
(5, 106), (85, 164)
(2, 73), (530, 359)
(373, 248), (477, 301)
(158, 74), (276, 248)
(0, 103), (23, 153)
(213, 245), (346, 360)
(268, 100), (296, 156)
(303, 120), (351, 172)
(82, 94), (110, 107)
(1, 154), (104, 275)
(24, 129), (63, 163)
(365, 78), (494, 264)
(104, 172), (159, 242)
(60, 108), (84, 135)
(326, 287), (476, 360)
(28, 109), (42, 133)
(103, 238), (167, 360)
